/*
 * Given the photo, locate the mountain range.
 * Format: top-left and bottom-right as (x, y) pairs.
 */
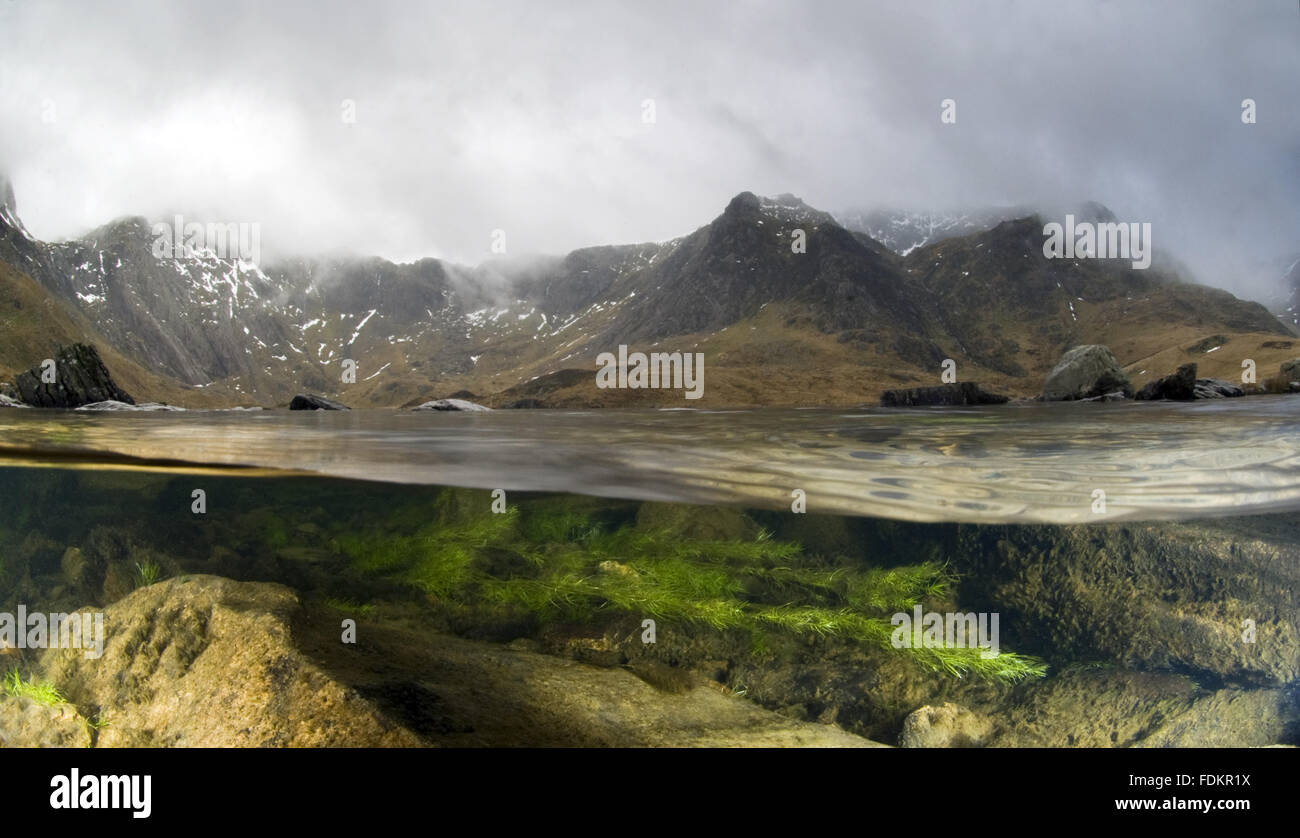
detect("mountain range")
(0, 177), (1295, 408)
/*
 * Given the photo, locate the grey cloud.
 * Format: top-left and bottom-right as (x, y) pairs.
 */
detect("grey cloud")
(0, 0), (1296, 299)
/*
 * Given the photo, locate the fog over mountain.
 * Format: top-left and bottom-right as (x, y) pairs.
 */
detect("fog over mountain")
(1, 0), (1296, 301)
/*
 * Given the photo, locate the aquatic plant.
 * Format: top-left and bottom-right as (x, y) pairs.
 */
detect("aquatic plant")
(336, 491), (1047, 683)
(134, 558), (162, 588)
(4, 669), (66, 706)
(322, 596), (375, 616)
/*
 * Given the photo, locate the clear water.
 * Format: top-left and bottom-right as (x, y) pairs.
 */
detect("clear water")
(1, 401), (1297, 747)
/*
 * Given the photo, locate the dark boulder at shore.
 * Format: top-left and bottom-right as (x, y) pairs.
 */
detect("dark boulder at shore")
(1041, 345), (1133, 401)
(503, 398), (545, 409)
(1136, 363), (1197, 401)
(289, 394), (350, 410)
(880, 382), (1009, 407)
(15, 343), (134, 408)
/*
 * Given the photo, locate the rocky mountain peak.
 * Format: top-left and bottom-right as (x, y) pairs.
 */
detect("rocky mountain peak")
(722, 191), (762, 217)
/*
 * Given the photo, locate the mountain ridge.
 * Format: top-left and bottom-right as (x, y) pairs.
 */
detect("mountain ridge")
(0, 183), (1292, 408)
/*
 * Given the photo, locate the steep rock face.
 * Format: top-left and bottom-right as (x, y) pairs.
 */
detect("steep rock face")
(594, 192), (936, 347)
(14, 343), (134, 407)
(1041, 345), (1132, 400)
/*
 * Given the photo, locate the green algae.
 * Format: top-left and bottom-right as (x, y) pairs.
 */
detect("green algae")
(335, 490), (1046, 682)
(4, 669), (65, 706)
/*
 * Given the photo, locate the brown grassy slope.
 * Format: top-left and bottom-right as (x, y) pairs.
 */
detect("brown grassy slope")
(0, 261), (242, 407)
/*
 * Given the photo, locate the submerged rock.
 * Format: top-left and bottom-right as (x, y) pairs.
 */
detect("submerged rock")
(880, 382), (1009, 407)
(13, 574), (883, 748)
(1136, 363), (1197, 400)
(0, 697), (92, 748)
(412, 398), (492, 412)
(34, 576), (423, 747)
(953, 516), (1300, 687)
(14, 343), (134, 408)
(1041, 344), (1133, 401)
(289, 394), (350, 410)
(898, 703), (992, 748)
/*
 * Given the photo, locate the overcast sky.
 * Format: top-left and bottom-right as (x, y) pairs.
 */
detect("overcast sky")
(1, 0), (1296, 298)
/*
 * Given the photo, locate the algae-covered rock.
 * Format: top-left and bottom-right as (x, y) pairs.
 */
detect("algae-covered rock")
(21, 574), (886, 748)
(898, 702), (992, 748)
(950, 517), (1300, 686)
(0, 695), (92, 748)
(38, 575), (424, 747)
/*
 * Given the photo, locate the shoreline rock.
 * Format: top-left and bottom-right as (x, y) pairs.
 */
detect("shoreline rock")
(75, 400), (184, 412)
(14, 343), (134, 408)
(880, 381), (1009, 407)
(1041, 345), (1133, 401)
(1136, 363), (1197, 400)
(1193, 378), (1244, 399)
(289, 394), (350, 411)
(412, 398), (492, 412)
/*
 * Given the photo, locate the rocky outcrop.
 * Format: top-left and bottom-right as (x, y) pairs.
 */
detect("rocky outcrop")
(14, 343), (134, 408)
(1041, 344), (1132, 400)
(1280, 358), (1300, 384)
(289, 394), (350, 410)
(880, 381), (1009, 407)
(502, 398), (545, 409)
(1136, 363), (1197, 400)
(411, 398), (492, 412)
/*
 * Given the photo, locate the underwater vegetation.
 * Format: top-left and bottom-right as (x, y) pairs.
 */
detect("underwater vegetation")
(333, 490), (1046, 682)
(4, 669), (65, 706)
(134, 558), (162, 588)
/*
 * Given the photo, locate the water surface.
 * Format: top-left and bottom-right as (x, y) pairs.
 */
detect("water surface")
(2, 397), (1299, 523)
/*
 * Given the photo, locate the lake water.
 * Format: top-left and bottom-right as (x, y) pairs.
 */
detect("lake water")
(1, 399), (1297, 747)
(2, 396), (1300, 524)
